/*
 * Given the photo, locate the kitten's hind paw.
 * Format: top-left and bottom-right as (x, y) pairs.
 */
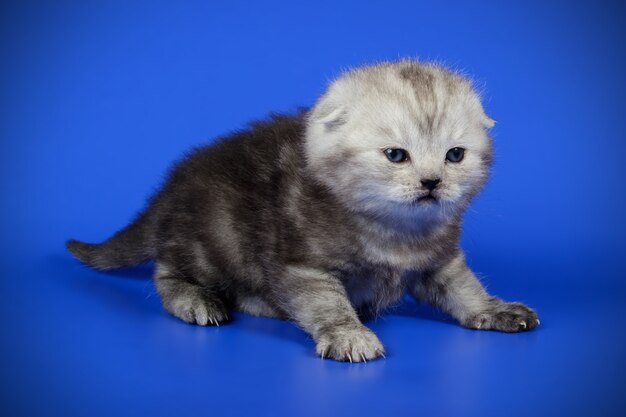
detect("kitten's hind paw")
(165, 288), (229, 327)
(316, 325), (385, 362)
(464, 301), (539, 333)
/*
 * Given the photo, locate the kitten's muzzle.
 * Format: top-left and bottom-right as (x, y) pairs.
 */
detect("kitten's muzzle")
(414, 178), (441, 204)
(420, 178), (441, 191)
(415, 192), (438, 204)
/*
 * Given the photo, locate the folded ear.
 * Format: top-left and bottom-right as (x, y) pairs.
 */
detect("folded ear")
(312, 104), (347, 131)
(482, 114), (496, 129)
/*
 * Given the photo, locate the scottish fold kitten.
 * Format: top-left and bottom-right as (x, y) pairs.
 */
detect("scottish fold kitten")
(67, 59), (539, 362)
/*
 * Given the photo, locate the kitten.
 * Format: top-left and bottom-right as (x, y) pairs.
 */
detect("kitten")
(67, 59), (539, 362)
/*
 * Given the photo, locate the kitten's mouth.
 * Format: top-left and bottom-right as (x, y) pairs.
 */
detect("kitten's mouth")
(415, 193), (438, 204)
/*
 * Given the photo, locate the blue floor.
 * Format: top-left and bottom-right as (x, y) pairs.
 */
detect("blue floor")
(2, 1), (626, 416)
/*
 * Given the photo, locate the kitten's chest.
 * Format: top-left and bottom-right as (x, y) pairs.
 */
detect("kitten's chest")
(357, 233), (441, 271)
(337, 233), (448, 310)
(338, 262), (406, 311)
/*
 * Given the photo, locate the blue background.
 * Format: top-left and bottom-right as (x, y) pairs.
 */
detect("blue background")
(2, 1), (625, 416)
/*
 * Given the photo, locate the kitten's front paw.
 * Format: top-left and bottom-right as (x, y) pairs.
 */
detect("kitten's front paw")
(464, 301), (539, 333)
(316, 325), (385, 362)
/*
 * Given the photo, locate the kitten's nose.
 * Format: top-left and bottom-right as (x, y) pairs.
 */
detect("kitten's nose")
(421, 178), (441, 191)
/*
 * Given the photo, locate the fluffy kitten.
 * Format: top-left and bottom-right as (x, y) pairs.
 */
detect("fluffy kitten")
(67, 59), (539, 362)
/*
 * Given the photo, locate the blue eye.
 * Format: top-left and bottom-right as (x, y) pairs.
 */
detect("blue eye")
(446, 147), (465, 163)
(383, 148), (408, 163)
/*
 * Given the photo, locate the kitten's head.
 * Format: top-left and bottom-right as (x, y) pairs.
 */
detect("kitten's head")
(305, 60), (494, 228)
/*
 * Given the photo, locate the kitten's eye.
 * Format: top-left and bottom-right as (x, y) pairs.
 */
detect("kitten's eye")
(446, 147), (465, 163)
(383, 148), (409, 163)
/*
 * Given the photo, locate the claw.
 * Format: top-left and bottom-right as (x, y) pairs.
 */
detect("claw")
(376, 349), (386, 359)
(536, 319), (541, 326)
(208, 317), (214, 325)
(347, 353), (353, 363)
(520, 321), (527, 329)
(360, 353), (367, 363)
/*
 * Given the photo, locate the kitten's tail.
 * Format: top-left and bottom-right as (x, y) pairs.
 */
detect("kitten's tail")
(66, 206), (157, 270)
